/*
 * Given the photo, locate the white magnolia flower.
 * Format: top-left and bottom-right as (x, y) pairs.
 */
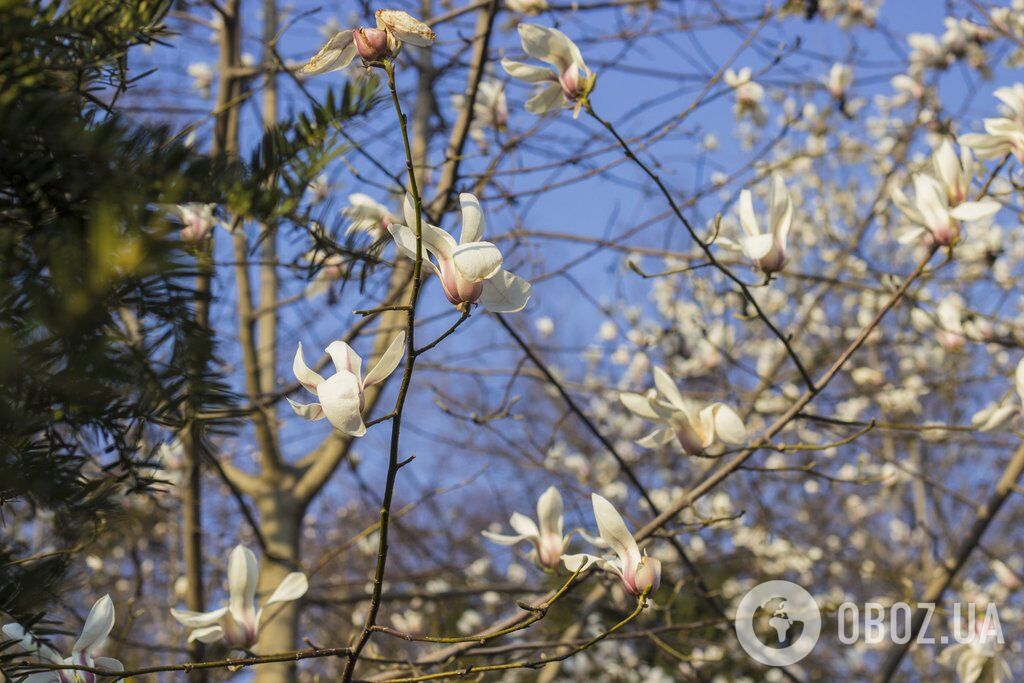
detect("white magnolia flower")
(972, 358), (1024, 432)
(620, 367), (746, 455)
(937, 618), (1011, 683)
(452, 79), (508, 150)
(892, 174), (999, 246)
(388, 193), (531, 312)
(561, 494), (662, 597)
(933, 139), (981, 206)
(825, 63), (853, 99)
(171, 545), (308, 649)
(342, 193), (397, 239)
(961, 84), (1024, 163)
(723, 67), (766, 125)
(289, 331), (406, 436)
(307, 174), (332, 204)
(187, 62), (214, 99)
(721, 174), (794, 273)
(501, 24), (595, 118)
(505, 0), (548, 15)
(482, 486), (571, 569)
(2, 595), (122, 683)
(167, 203), (217, 242)
(300, 10), (435, 73)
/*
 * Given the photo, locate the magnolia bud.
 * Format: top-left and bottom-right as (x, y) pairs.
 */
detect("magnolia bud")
(354, 27), (391, 62)
(631, 556), (662, 596)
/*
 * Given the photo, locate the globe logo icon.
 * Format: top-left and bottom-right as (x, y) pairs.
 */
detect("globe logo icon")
(735, 581), (821, 666)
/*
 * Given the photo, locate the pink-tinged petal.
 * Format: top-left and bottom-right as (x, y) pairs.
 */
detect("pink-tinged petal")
(170, 606), (229, 628)
(949, 199), (1000, 222)
(458, 193), (485, 244)
(630, 555), (661, 596)
(227, 546), (259, 631)
(501, 59), (553, 83)
(362, 332), (406, 389)
(316, 372), (366, 436)
(524, 82), (564, 115)
(325, 340), (362, 383)
(591, 494), (641, 574)
(300, 31), (357, 75)
(452, 242), (503, 282)
(188, 625), (226, 644)
(287, 398), (325, 421)
(72, 595), (115, 656)
(536, 486), (564, 540)
(265, 573), (309, 607)
(293, 343), (325, 394)
(478, 269), (531, 312)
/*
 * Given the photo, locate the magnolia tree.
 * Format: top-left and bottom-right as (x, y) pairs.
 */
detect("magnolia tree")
(6, 0), (1024, 682)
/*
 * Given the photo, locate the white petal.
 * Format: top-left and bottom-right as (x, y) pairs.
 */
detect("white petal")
(375, 10), (435, 47)
(170, 607), (229, 628)
(509, 511), (540, 538)
(978, 404), (1019, 432)
(188, 625), (226, 644)
(740, 233), (776, 261)
(620, 392), (662, 420)
(591, 494), (641, 574)
(228, 546), (259, 630)
(317, 372), (366, 436)
(709, 403), (746, 444)
(524, 83), (564, 115)
(652, 366), (686, 411)
(769, 174), (793, 245)
(287, 398), (326, 421)
(388, 223), (423, 264)
(73, 595), (115, 656)
(737, 189), (760, 238)
(949, 199), (1000, 222)
(452, 242), (504, 282)
(402, 193), (419, 232)
(560, 553), (603, 573)
(478, 269), (531, 312)
(300, 31), (357, 75)
(325, 340), (362, 384)
(501, 58), (554, 83)
(1016, 358), (1024, 403)
(265, 573), (309, 606)
(481, 530), (528, 545)
(293, 343), (325, 394)
(2, 623), (62, 663)
(517, 24), (583, 73)
(93, 657), (123, 673)
(637, 426), (675, 448)
(459, 193), (486, 244)
(536, 486), (563, 540)
(362, 332), (407, 388)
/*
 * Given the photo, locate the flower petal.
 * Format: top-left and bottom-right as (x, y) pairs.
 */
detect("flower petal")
(300, 31), (357, 75)
(560, 553), (603, 573)
(376, 10), (435, 47)
(452, 241), (503, 282)
(317, 372), (366, 436)
(517, 24), (583, 73)
(501, 58), (554, 83)
(652, 367), (686, 411)
(740, 233), (776, 261)
(481, 530), (528, 545)
(949, 199), (1000, 222)
(93, 657), (123, 673)
(637, 426), (675, 448)
(536, 486), (563, 540)
(2, 623), (62, 663)
(228, 546), (259, 631)
(478, 269), (532, 312)
(709, 403), (746, 444)
(459, 193), (485, 244)
(325, 340), (362, 384)
(737, 189), (760, 238)
(620, 392), (662, 420)
(509, 511), (540, 538)
(591, 494), (641, 574)
(524, 83), (564, 115)
(188, 625), (226, 644)
(293, 343), (325, 394)
(170, 607), (229, 628)
(287, 398), (326, 421)
(769, 174), (793, 245)
(265, 572), (309, 607)
(362, 332), (407, 388)
(73, 595), (115, 656)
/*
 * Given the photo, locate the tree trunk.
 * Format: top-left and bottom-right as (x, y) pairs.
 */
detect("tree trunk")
(253, 491), (304, 683)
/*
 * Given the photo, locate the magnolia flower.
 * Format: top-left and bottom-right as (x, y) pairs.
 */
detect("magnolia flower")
(937, 618), (1011, 683)
(505, 0), (548, 15)
(2, 595), (122, 683)
(300, 10), (435, 73)
(501, 24), (595, 118)
(452, 79), (508, 151)
(289, 332), (405, 436)
(561, 494), (662, 597)
(167, 203), (217, 242)
(825, 63), (853, 99)
(960, 85), (1024, 162)
(342, 193), (397, 239)
(482, 486), (570, 569)
(388, 193), (531, 312)
(972, 358), (1024, 432)
(306, 174), (331, 204)
(892, 174), (999, 246)
(171, 545), (308, 649)
(933, 139), (980, 206)
(621, 367), (746, 455)
(723, 67), (766, 125)
(187, 62), (214, 99)
(722, 174), (793, 273)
